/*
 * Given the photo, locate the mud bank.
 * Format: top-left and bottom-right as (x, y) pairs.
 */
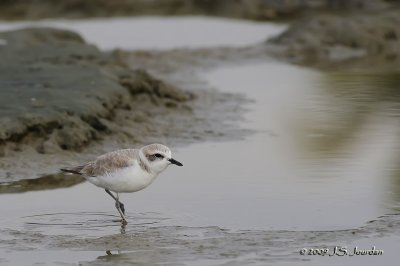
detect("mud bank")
(0, 27), (190, 149)
(269, 3), (400, 70)
(0, 0), (390, 21)
(0, 28), (248, 182)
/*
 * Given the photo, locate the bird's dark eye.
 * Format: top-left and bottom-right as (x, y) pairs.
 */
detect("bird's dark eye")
(154, 153), (164, 158)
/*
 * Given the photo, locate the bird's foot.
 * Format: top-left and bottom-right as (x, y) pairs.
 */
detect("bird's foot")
(113, 215), (128, 225)
(121, 219), (128, 226)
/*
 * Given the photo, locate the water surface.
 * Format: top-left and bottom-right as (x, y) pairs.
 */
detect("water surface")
(202, 62), (400, 230)
(0, 16), (286, 50)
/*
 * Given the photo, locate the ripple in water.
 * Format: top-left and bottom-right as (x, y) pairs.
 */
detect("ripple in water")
(11, 212), (171, 236)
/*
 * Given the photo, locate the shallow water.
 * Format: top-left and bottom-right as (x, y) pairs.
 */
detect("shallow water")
(202, 62), (400, 230)
(0, 16), (286, 50)
(1, 16), (400, 265)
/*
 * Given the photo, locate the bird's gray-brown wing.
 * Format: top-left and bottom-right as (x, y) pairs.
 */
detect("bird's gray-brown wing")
(61, 149), (137, 177)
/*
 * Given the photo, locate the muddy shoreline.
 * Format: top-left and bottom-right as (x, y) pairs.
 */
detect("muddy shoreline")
(0, 27), (189, 181)
(0, 27), (251, 183)
(268, 2), (400, 71)
(0, 0), (388, 21)
(2, 1), (400, 181)
(1, 212), (399, 265)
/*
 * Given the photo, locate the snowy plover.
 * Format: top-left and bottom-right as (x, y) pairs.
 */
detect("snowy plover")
(61, 143), (183, 224)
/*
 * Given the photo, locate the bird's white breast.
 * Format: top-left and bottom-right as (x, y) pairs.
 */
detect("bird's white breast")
(86, 165), (157, 193)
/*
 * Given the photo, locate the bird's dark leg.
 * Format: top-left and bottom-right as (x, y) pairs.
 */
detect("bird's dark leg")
(105, 189), (127, 225)
(105, 188), (117, 201)
(116, 193), (127, 225)
(105, 189), (125, 214)
(115, 200), (126, 216)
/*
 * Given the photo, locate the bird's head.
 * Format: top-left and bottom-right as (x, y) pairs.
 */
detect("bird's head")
(141, 143), (183, 173)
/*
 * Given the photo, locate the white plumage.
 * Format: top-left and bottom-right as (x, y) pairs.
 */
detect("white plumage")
(61, 143), (183, 225)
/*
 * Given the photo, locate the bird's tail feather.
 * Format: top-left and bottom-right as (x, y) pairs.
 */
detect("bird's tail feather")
(60, 165), (84, 175)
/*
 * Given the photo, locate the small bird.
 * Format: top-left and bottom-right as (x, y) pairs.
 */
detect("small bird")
(61, 143), (183, 224)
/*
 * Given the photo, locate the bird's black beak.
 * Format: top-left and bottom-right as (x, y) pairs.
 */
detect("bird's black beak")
(168, 158), (183, 166)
